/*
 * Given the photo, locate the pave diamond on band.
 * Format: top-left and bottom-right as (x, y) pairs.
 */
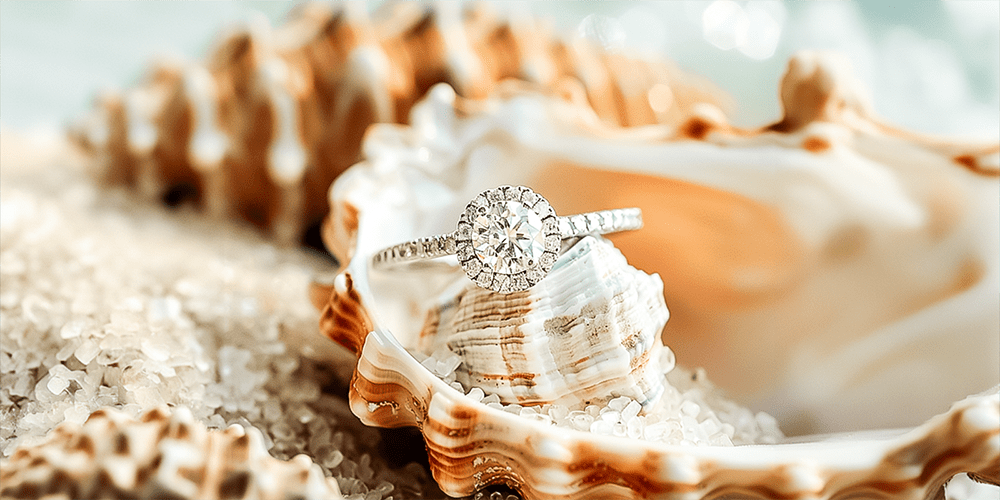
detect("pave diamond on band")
(371, 186), (642, 293)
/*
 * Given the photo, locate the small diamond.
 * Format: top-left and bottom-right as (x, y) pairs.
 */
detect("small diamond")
(534, 199), (551, 217)
(612, 211), (623, 229)
(512, 273), (529, 290)
(456, 222), (472, 239)
(522, 190), (538, 206)
(476, 270), (494, 288)
(543, 217), (558, 234)
(586, 213), (602, 231)
(539, 252), (556, 269)
(457, 244), (474, 261)
(463, 258), (482, 276)
(494, 274), (511, 293)
(445, 237), (457, 253)
(599, 212), (612, 227)
(526, 266), (545, 283)
(544, 234), (560, 252)
(558, 217), (571, 236)
(570, 215), (587, 233)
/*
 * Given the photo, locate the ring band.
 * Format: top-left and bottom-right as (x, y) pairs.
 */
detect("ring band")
(372, 186), (642, 293)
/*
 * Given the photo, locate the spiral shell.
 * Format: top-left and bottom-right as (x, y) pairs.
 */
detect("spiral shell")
(72, 1), (724, 245)
(421, 235), (670, 408)
(0, 406), (342, 500)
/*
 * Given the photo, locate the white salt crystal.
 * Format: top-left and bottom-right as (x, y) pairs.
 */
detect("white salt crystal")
(59, 320), (86, 339)
(486, 402), (504, 411)
(721, 422), (737, 439)
(46, 375), (69, 395)
(680, 400), (700, 417)
(608, 396), (630, 411)
(622, 400), (641, 421)
(626, 416), (643, 439)
(585, 405), (600, 417)
(420, 356), (438, 373)
(548, 405), (569, 421)
(600, 410), (620, 423)
(644, 422), (669, 441)
(322, 449), (344, 468)
(504, 404), (523, 415)
(203, 392), (223, 409)
(373, 481), (394, 496)
(755, 411), (781, 437)
(22, 294), (53, 329)
(482, 393), (501, 405)
(568, 411), (594, 431)
(449, 381), (464, 392)
(56, 341), (78, 361)
(612, 422), (627, 437)
(73, 339), (100, 365)
(466, 387), (485, 402)
(11, 375), (31, 397)
(711, 432), (734, 446)
(701, 418), (720, 437)
(519, 406), (538, 417)
(63, 404), (90, 425)
(147, 296), (182, 323)
(590, 419), (614, 435)
(292, 405), (316, 424)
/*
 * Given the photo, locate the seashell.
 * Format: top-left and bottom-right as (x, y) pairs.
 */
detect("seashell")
(313, 50), (1000, 499)
(71, 1), (724, 246)
(0, 406), (342, 500)
(421, 235), (670, 408)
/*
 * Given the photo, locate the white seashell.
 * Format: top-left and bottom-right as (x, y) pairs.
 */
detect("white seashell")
(313, 50), (1000, 499)
(0, 406), (342, 500)
(421, 235), (669, 407)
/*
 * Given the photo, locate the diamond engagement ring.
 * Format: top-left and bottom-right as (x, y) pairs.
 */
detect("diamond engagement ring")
(371, 186), (642, 293)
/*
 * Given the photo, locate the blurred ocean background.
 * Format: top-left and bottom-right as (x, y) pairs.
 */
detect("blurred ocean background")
(1, 1), (997, 140)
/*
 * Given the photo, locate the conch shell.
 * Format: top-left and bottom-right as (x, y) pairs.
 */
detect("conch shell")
(72, 1), (723, 245)
(313, 50), (1000, 498)
(0, 406), (342, 500)
(421, 235), (670, 408)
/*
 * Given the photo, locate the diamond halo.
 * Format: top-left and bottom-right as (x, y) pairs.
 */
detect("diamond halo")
(455, 186), (561, 293)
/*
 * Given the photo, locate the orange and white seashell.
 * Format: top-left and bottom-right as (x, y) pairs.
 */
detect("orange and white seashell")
(0, 406), (342, 500)
(313, 49), (1000, 499)
(72, 1), (724, 246)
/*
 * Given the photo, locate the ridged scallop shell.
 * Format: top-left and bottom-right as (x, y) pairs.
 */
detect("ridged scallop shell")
(421, 235), (669, 407)
(71, 1), (723, 245)
(0, 406), (342, 500)
(313, 50), (1000, 499)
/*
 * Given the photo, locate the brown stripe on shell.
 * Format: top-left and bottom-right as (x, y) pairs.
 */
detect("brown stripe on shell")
(954, 153), (1000, 177)
(318, 271), (372, 356)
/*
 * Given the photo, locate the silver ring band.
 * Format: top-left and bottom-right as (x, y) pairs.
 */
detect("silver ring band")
(371, 186), (642, 293)
(372, 208), (642, 266)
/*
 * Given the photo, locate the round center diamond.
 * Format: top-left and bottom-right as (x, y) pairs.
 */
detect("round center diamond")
(472, 200), (545, 273)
